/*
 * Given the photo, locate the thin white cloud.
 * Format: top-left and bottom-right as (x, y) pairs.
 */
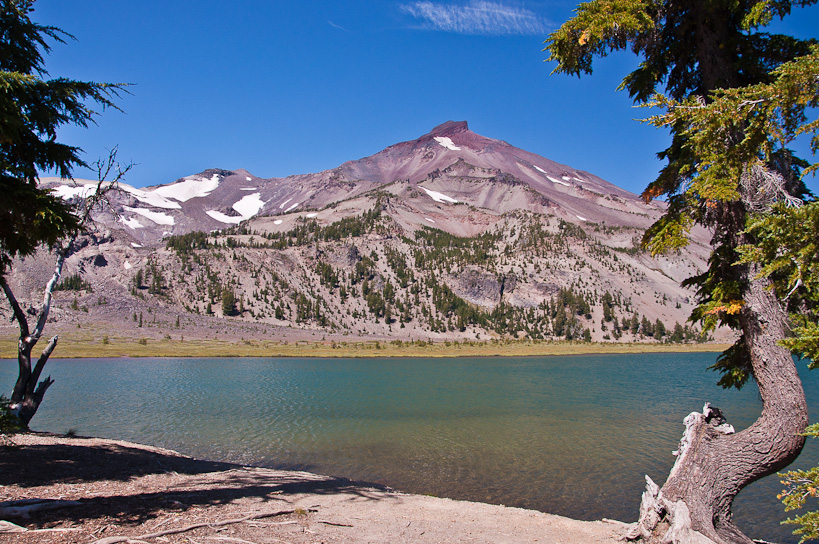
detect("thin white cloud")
(328, 19), (352, 33)
(401, 1), (548, 36)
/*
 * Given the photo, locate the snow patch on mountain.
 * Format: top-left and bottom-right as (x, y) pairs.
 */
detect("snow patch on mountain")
(120, 216), (144, 230)
(536, 166), (573, 187)
(205, 193), (266, 225)
(233, 193), (265, 218)
(284, 202), (299, 213)
(306, 212), (318, 218)
(279, 198), (292, 209)
(51, 183), (182, 213)
(576, 215), (587, 221)
(124, 206), (176, 226)
(154, 174), (220, 202)
(206, 210), (243, 224)
(547, 176), (571, 187)
(434, 136), (461, 151)
(274, 219), (283, 225)
(421, 187), (458, 204)
(120, 185), (182, 209)
(51, 184), (97, 200)
(425, 217), (435, 223)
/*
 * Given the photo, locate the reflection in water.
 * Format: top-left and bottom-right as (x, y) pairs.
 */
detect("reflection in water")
(3, 353), (816, 543)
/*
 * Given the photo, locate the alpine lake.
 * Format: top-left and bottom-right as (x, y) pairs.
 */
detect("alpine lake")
(3, 352), (817, 543)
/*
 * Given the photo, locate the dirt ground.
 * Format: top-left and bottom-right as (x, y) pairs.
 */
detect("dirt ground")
(0, 433), (626, 543)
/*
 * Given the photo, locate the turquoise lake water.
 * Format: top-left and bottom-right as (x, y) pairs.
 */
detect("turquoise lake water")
(3, 353), (817, 543)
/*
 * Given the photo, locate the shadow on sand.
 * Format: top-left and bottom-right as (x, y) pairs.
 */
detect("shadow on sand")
(1, 433), (393, 527)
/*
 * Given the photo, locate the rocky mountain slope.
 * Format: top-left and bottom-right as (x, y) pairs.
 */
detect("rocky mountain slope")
(5, 122), (718, 345)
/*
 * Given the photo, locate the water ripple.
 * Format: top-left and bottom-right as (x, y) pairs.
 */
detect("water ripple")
(3, 354), (816, 543)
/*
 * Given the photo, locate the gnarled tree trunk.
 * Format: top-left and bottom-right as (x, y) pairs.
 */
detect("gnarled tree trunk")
(2, 246), (69, 428)
(627, 268), (808, 543)
(2, 154), (126, 428)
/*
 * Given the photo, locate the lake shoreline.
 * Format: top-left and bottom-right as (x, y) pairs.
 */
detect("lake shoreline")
(1, 352), (804, 543)
(1, 432), (626, 543)
(1, 334), (731, 358)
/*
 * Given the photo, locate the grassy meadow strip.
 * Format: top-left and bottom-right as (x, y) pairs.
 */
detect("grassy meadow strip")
(0, 332), (730, 359)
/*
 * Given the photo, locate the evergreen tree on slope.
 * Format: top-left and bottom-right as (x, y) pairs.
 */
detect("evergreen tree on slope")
(547, 1), (818, 542)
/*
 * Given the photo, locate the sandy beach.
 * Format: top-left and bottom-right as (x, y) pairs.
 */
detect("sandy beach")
(1, 432), (626, 543)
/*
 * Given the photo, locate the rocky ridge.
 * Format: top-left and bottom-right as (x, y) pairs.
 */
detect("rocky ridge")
(4, 122), (719, 345)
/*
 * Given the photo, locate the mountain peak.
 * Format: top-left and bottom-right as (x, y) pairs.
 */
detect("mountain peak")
(429, 120), (469, 137)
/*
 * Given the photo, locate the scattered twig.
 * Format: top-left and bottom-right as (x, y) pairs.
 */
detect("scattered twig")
(243, 520), (298, 527)
(202, 537), (259, 544)
(92, 523), (114, 535)
(317, 520), (354, 527)
(91, 508), (316, 544)
(149, 517), (176, 531)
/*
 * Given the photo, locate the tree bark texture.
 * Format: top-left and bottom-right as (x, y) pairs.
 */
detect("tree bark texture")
(1, 245), (68, 428)
(627, 268), (808, 544)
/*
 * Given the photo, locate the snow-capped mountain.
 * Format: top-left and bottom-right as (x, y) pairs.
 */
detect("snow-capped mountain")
(40, 121), (662, 246)
(13, 121), (720, 346)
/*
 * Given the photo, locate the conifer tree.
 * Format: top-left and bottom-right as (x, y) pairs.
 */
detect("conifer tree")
(221, 287), (236, 316)
(0, 0), (123, 278)
(0, 0), (126, 426)
(547, 2), (817, 542)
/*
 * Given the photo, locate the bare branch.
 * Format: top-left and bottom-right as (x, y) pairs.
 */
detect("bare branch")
(740, 162), (804, 213)
(784, 276), (803, 301)
(31, 149), (131, 342)
(32, 244), (70, 341)
(5, 147), (133, 426)
(0, 277), (30, 339)
(27, 336), (58, 396)
(31, 376), (55, 404)
(85, 147), (132, 222)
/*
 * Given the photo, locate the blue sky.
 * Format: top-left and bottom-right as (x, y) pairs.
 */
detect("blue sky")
(35, 1), (819, 195)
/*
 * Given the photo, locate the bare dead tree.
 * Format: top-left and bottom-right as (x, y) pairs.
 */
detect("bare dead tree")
(1, 149), (130, 427)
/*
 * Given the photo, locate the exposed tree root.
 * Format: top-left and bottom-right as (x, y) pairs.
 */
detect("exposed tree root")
(623, 475), (719, 544)
(91, 508), (317, 544)
(0, 498), (82, 519)
(0, 519), (83, 534)
(0, 520), (26, 532)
